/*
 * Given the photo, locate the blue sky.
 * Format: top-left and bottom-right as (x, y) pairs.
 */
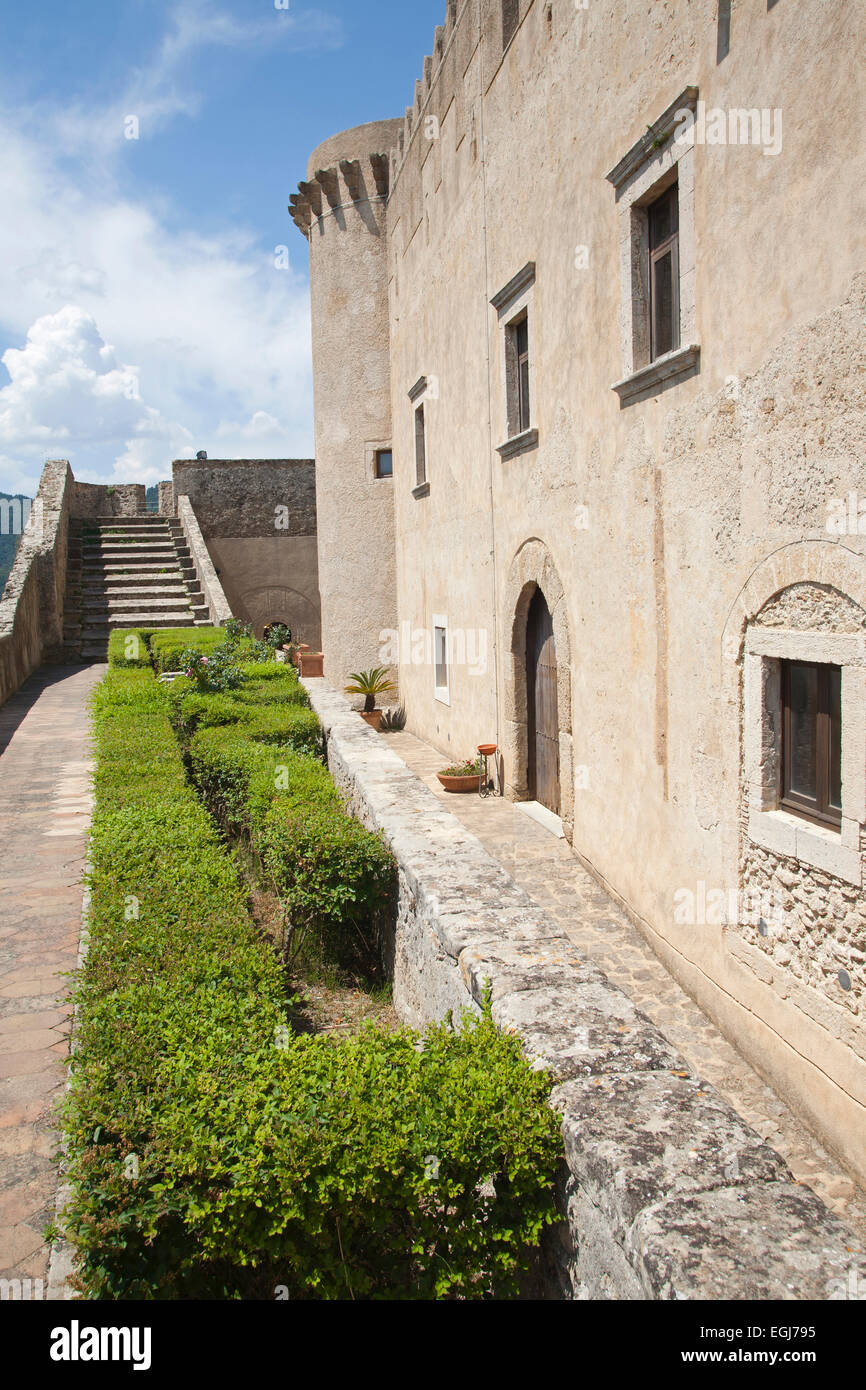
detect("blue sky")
(0, 0), (444, 494)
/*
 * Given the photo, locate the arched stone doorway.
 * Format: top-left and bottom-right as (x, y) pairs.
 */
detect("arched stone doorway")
(526, 588), (560, 814)
(502, 539), (574, 841)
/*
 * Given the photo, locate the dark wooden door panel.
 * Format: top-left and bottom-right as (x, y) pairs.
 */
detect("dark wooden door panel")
(527, 589), (560, 815)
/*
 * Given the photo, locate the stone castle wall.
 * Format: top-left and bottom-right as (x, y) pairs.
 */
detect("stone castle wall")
(295, 0), (866, 1180)
(171, 458), (322, 646)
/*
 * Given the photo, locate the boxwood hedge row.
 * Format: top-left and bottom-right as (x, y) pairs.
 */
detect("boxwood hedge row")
(169, 663), (391, 971)
(59, 663), (562, 1298)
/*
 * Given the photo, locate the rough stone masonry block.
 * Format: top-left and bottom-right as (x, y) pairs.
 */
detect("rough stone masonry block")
(628, 1184), (866, 1301)
(553, 1071), (791, 1249)
(492, 980), (686, 1080)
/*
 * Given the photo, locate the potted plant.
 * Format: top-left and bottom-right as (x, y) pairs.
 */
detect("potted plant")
(344, 667), (397, 731)
(299, 649), (324, 677)
(437, 757), (482, 793)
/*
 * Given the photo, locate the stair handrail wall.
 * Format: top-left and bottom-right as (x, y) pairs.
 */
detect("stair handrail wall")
(175, 494), (233, 627)
(0, 459), (73, 708)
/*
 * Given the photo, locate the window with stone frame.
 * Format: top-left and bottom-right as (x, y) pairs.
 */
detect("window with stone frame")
(743, 612), (865, 887)
(607, 89), (700, 405)
(491, 262), (538, 459)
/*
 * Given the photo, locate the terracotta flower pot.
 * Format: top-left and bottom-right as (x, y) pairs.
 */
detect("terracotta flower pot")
(437, 773), (480, 793)
(360, 709), (383, 731)
(299, 651), (324, 677)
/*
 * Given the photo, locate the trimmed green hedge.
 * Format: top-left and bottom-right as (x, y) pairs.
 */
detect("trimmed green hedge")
(149, 627), (231, 672)
(170, 664), (387, 968)
(107, 629), (155, 668)
(60, 666), (562, 1298)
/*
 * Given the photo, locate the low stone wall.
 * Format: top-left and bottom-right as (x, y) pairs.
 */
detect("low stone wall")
(0, 460), (72, 707)
(303, 677), (866, 1300)
(70, 482), (146, 518)
(176, 495), (233, 626)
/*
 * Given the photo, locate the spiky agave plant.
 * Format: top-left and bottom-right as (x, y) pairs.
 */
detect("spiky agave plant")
(344, 667), (397, 713)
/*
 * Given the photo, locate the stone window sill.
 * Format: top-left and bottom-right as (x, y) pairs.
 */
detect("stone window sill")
(612, 344), (700, 407)
(412, 481), (430, 499)
(748, 808), (862, 887)
(495, 427), (539, 461)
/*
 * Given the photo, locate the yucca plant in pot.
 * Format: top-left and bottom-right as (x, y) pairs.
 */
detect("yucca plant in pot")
(344, 667), (397, 731)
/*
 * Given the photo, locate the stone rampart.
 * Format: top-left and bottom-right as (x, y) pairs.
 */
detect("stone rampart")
(0, 460), (73, 706)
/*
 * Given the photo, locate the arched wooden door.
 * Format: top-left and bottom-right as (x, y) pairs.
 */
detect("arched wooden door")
(526, 587), (560, 815)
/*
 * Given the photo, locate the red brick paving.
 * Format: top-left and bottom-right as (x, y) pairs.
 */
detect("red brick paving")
(0, 664), (104, 1297)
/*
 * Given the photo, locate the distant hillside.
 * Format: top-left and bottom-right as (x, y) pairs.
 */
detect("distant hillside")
(0, 495), (33, 599)
(146, 485), (158, 511)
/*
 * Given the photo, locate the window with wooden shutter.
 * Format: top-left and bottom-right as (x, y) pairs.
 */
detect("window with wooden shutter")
(781, 660), (842, 829)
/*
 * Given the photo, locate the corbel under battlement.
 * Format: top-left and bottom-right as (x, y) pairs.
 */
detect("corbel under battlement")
(289, 152), (393, 237)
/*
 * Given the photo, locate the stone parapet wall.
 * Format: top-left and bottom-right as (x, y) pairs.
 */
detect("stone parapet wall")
(302, 676), (866, 1300)
(70, 482), (146, 518)
(157, 481), (175, 517)
(175, 495), (233, 627)
(171, 459), (316, 539)
(0, 460), (73, 706)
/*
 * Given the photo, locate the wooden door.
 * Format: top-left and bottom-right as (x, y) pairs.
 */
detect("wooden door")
(526, 588), (560, 815)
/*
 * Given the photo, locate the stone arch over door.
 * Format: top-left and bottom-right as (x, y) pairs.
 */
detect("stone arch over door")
(238, 585), (322, 644)
(502, 539), (574, 843)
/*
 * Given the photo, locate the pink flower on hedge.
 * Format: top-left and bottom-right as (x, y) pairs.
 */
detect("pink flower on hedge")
(201, 657), (209, 665)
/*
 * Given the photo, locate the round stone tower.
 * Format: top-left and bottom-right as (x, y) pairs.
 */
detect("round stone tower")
(290, 118), (403, 693)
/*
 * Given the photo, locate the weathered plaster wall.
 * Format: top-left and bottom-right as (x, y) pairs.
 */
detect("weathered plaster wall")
(298, 0), (866, 1181)
(171, 459), (321, 644)
(304, 677), (866, 1300)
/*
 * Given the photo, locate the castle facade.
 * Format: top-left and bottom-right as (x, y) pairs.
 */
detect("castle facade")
(292, 0), (866, 1181)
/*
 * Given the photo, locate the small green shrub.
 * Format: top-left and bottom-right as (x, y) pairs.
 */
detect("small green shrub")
(150, 627), (229, 673)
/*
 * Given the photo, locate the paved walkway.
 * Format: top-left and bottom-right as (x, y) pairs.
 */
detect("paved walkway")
(387, 730), (866, 1243)
(0, 665), (104, 1296)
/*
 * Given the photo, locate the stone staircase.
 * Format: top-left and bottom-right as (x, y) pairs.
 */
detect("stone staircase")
(63, 516), (212, 660)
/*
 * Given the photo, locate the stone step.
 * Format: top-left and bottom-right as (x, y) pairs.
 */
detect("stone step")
(85, 574), (188, 590)
(92, 514), (168, 525)
(89, 522), (170, 532)
(80, 613), (195, 632)
(90, 596), (193, 612)
(85, 542), (178, 553)
(83, 559), (183, 570)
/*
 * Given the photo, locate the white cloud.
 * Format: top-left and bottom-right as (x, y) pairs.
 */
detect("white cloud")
(0, 2), (330, 493)
(0, 305), (190, 485)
